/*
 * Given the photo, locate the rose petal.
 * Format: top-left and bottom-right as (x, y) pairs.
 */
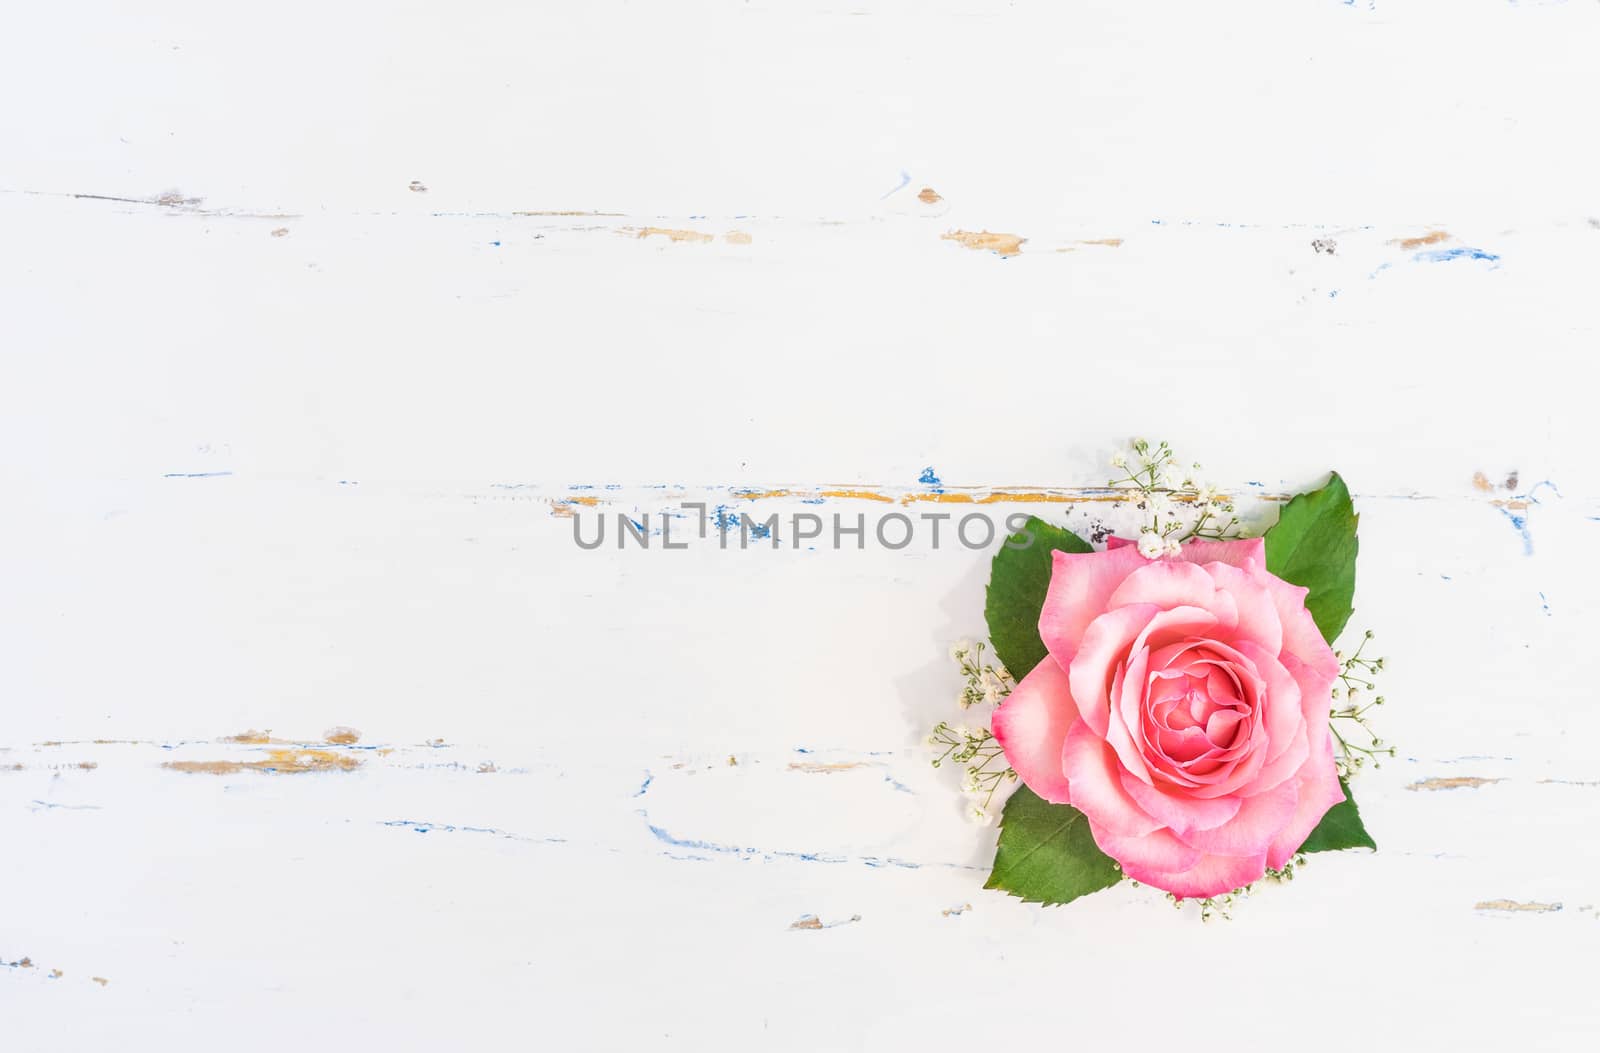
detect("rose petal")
(1202, 561), (1284, 655)
(1174, 536), (1266, 570)
(991, 656), (1078, 804)
(1265, 742), (1346, 869)
(1107, 561), (1219, 616)
(1232, 640), (1304, 763)
(1120, 770), (1241, 835)
(1248, 721), (1309, 796)
(1038, 545), (1149, 667)
(1256, 573), (1340, 685)
(1089, 820), (1202, 875)
(1171, 779), (1298, 857)
(1062, 721), (1162, 837)
(1130, 849), (1271, 900)
(1067, 604), (1160, 738)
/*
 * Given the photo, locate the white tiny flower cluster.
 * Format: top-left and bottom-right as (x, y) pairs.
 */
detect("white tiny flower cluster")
(948, 638), (1011, 709)
(1330, 630), (1394, 778)
(1108, 438), (1243, 554)
(930, 641), (1019, 825)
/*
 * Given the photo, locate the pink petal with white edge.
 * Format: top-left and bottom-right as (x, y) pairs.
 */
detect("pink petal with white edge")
(1089, 820), (1202, 875)
(1066, 603), (1160, 737)
(1129, 849), (1272, 900)
(1281, 648), (1341, 758)
(1120, 770), (1241, 835)
(1062, 721), (1162, 837)
(1175, 536), (1266, 570)
(1265, 742), (1346, 869)
(1170, 779), (1298, 857)
(1248, 721), (1309, 796)
(1257, 574), (1340, 686)
(1231, 639), (1304, 763)
(990, 656), (1078, 804)
(1038, 545), (1149, 667)
(1202, 561), (1284, 655)
(1107, 560), (1219, 614)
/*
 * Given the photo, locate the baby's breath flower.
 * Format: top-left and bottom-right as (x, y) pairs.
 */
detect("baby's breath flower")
(1329, 630), (1395, 778)
(1109, 439), (1246, 544)
(1138, 531), (1167, 559)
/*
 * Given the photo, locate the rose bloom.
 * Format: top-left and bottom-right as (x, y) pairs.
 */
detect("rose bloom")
(992, 536), (1343, 898)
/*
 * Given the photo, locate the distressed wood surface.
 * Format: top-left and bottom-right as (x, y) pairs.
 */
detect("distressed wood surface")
(3, 2), (1599, 1048)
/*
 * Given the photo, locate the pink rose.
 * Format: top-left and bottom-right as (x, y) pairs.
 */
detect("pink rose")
(992, 536), (1344, 898)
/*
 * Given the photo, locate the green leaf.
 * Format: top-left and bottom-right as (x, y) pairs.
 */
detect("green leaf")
(984, 517), (1093, 679)
(1297, 777), (1376, 854)
(1263, 471), (1359, 644)
(984, 785), (1122, 905)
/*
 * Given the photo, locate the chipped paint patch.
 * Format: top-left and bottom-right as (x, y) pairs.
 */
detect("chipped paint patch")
(1474, 899), (1561, 913)
(787, 761), (869, 773)
(1076, 238), (1123, 248)
(942, 903), (972, 917)
(1391, 230), (1450, 250)
(1407, 776), (1503, 791)
(323, 726), (361, 745)
(917, 187), (943, 204)
(270, 227), (289, 237)
(789, 913), (861, 931)
(625, 226), (714, 244)
(408, 180), (428, 193)
(941, 230), (1025, 256)
(222, 729), (273, 744)
(164, 748), (362, 775)
(91, 976), (109, 986)
(723, 231), (752, 245)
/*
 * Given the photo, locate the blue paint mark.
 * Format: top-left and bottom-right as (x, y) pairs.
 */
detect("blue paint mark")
(634, 771), (653, 798)
(1540, 592), (1551, 615)
(882, 773), (915, 795)
(879, 169), (911, 199)
(490, 240), (501, 247)
(30, 800), (100, 811)
(639, 808), (981, 870)
(794, 747), (814, 754)
(918, 466), (942, 487)
(644, 819), (749, 856)
(1497, 480), (1560, 555)
(337, 480), (359, 486)
(1414, 246), (1500, 266)
(1440, 574), (1453, 581)
(381, 819), (565, 844)
(1500, 508), (1533, 555)
(1329, 290), (1340, 299)
(163, 471), (232, 478)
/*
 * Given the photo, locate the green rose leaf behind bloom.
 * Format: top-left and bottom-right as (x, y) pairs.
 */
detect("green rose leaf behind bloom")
(985, 785), (1122, 905)
(1297, 776), (1377, 854)
(984, 516), (1093, 679)
(1263, 471), (1359, 645)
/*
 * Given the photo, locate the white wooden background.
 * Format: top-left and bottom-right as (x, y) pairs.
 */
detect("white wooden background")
(3, 2), (1598, 1048)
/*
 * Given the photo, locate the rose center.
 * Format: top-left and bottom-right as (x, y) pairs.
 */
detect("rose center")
(1146, 663), (1250, 764)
